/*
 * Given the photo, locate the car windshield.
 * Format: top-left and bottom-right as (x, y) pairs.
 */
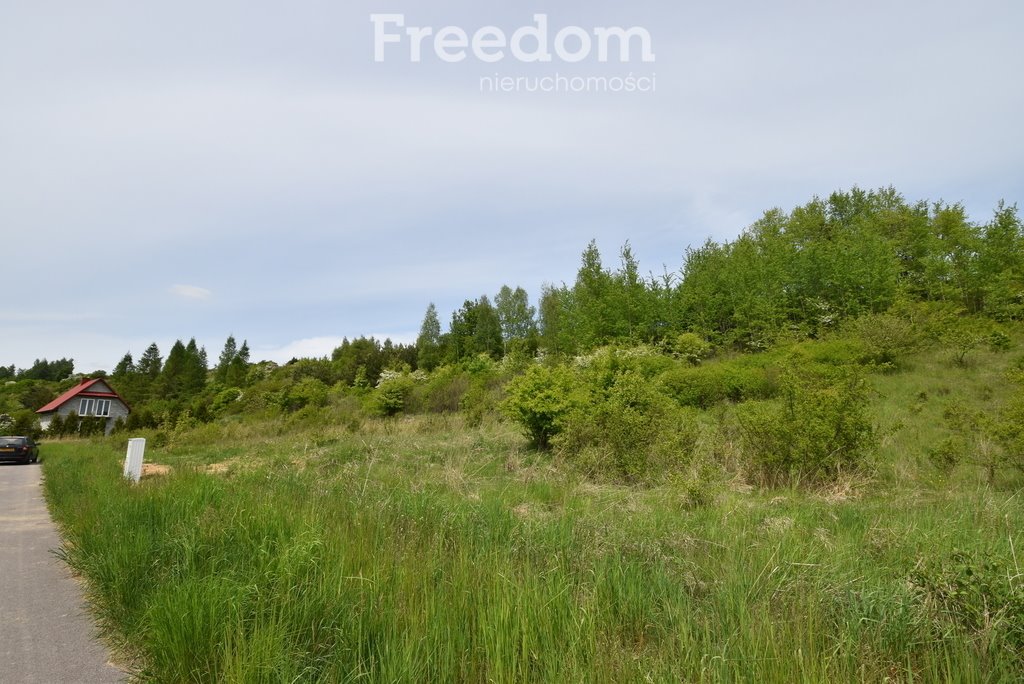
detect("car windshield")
(0, 437), (27, 446)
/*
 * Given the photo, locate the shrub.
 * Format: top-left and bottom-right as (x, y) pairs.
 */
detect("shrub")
(989, 329), (1012, 352)
(410, 367), (470, 414)
(279, 378), (329, 413)
(460, 376), (504, 428)
(210, 387), (243, 416)
(941, 319), (988, 366)
(938, 396), (1024, 484)
(501, 364), (585, 449)
(911, 550), (1024, 661)
(848, 312), (920, 368)
(660, 362), (777, 409)
(555, 371), (700, 483)
(371, 374), (415, 417)
(666, 333), (712, 365)
(736, 367), (876, 482)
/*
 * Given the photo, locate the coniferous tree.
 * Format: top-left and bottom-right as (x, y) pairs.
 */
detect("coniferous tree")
(225, 340), (250, 388)
(137, 343), (163, 378)
(216, 336), (237, 383)
(416, 303), (443, 371)
(183, 338), (207, 395)
(112, 353), (134, 378)
(20, 358), (74, 381)
(158, 340), (188, 398)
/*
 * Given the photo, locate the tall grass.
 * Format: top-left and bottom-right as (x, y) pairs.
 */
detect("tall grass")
(44, 411), (1024, 681)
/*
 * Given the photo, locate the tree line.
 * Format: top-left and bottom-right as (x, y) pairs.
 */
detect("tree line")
(409, 188), (1021, 365)
(5, 187), (1021, 441)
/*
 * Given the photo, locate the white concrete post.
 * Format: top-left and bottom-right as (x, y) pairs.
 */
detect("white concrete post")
(124, 438), (145, 483)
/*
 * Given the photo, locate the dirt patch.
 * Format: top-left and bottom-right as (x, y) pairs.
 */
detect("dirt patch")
(141, 463), (171, 478)
(202, 462), (233, 475)
(818, 477), (867, 504)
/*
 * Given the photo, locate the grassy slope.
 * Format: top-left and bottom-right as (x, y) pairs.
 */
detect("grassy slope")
(43, 342), (1024, 682)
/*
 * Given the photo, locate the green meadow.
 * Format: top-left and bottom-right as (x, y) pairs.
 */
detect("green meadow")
(43, 338), (1024, 682)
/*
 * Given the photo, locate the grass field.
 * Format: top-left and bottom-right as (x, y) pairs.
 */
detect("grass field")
(42, 343), (1024, 682)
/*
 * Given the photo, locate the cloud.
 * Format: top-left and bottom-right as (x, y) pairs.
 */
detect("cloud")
(170, 284), (212, 300)
(255, 336), (345, 363)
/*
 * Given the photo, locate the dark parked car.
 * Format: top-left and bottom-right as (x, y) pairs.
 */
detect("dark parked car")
(0, 436), (39, 464)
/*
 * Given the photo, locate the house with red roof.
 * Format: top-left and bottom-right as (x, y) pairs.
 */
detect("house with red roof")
(36, 378), (130, 435)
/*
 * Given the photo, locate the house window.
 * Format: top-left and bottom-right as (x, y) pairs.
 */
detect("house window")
(95, 399), (111, 417)
(79, 398), (94, 415)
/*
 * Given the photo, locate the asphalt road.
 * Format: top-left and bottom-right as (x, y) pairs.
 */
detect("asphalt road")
(0, 462), (125, 683)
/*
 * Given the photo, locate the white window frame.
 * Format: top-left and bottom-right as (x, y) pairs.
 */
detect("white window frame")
(79, 398), (94, 416)
(95, 399), (111, 417)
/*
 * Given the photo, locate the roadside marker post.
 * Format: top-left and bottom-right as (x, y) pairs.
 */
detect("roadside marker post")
(124, 438), (145, 483)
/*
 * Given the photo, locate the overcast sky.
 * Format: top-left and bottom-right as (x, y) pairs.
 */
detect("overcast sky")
(2, 1), (1022, 372)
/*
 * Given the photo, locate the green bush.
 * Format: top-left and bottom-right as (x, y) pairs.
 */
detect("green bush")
(989, 329), (1012, 352)
(554, 371), (700, 483)
(938, 396), (1024, 484)
(45, 411), (104, 437)
(210, 387), (243, 416)
(371, 374), (415, 417)
(279, 378), (329, 413)
(666, 333), (712, 365)
(501, 364), (585, 449)
(911, 550), (1024, 661)
(409, 366), (470, 414)
(736, 368), (876, 482)
(660, 361), (777, 409)
(941, 319), (988, 366)
(847, 312), (920, 368)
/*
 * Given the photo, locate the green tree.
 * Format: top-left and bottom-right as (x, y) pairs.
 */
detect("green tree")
(225, 340), (250, 387)
(538, 284), (568, 356)
(495, 285), (538, 353)
(416, 303), (443, 371)
(472, 295), (503, 359)
(978, 202), (1024, 320)
(158, 340), (188, 398)
(112, 353), (134, 377)
(137, 343), (163, 378)
(448, 297), (504, 362)
(183, 338), (208, 395)
(215, 335), (238, 383)
(566, 240), (616, 349)
(332, 337), (384, 386)
(610, 243), (650, 340)
(20, 358), (74, 381)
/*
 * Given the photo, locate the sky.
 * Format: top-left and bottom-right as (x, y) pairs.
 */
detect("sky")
(2, 1), (1022, 372)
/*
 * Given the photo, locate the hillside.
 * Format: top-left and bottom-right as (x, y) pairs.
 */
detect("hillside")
(6, 187), (1024, 679)
(41, 330), (1024, 681)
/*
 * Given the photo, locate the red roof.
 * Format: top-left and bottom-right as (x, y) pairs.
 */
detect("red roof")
(36, 378), (128, 414)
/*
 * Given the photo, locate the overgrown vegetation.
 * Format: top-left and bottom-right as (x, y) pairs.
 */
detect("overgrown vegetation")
(44, 376), (1024, 681)
(8, 187), (1024, 679)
